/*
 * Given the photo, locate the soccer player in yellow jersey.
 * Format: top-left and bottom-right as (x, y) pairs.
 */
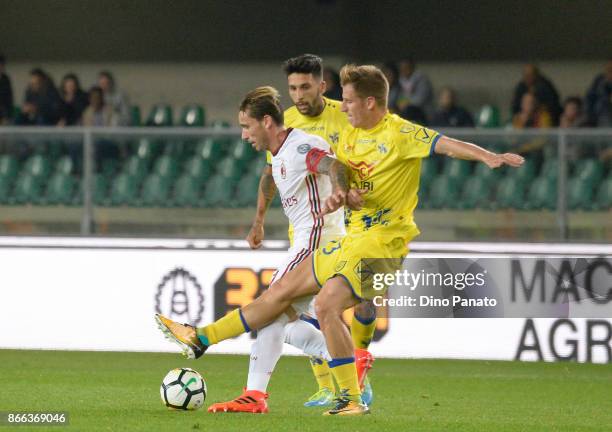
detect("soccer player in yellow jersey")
(156, 64), (524, 416)
(249, 54), (377, 407)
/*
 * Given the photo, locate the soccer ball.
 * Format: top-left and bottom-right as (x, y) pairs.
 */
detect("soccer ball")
(160, 368), (207, 410)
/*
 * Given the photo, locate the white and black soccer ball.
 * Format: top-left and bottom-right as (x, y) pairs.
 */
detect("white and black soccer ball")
(160, 368), (207, 410)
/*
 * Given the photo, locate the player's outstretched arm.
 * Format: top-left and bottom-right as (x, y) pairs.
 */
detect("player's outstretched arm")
(434, 135), (525, 169)
(313, 156), (350, 218)
(247, 165), (277, 249)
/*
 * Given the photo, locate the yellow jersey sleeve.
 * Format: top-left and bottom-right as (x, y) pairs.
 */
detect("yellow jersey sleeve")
(396, 121), (442, 160)
(266, 151), (272, 165)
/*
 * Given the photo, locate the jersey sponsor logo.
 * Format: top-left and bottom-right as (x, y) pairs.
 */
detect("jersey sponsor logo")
(361, 208), (391, 230)
(281, 195), (298, 209)
(353, 180), (374, 191)
(297, 143), (311, 154)
(347, 159), (378, 180)
(154, 268), (205, 326)
(415, 127), (434, 144)
(377, 143), (388, 154)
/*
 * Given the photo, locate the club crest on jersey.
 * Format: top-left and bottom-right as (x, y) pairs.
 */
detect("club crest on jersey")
(377, 143), (388, 154)
(347, 159), (377, 180)
(297, 143), (311, 154)
(415, 127), (434, 143)
(280, 161), (287, 179)
(328, 132), (339, 145)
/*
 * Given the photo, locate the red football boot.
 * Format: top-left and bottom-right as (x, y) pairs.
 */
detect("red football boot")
(207, 388), (269, 414)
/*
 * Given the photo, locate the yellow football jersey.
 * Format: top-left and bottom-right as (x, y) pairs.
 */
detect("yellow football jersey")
(266, 97), (349, 164)
(336, 113), (441, 242)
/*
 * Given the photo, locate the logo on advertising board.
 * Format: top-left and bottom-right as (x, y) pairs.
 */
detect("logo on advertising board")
(155, 267), (204, 326)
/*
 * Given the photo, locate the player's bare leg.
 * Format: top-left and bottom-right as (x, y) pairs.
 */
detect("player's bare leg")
(315, 277), (370, 416)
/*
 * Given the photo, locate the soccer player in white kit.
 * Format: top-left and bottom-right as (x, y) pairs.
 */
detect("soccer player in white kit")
(207, 86), (348, 413)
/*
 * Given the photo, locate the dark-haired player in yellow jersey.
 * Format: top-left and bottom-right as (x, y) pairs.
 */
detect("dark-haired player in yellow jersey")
(248, 54), (375, 407)
(156, 64), (524, 416)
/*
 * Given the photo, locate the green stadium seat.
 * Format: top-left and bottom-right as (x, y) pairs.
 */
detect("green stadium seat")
(457, 176), (492, 209)
(179, 104), (206, 127)
(419, 157), (438, 192)
(172, 174), (202, 207)
(442, 159), (471, 188)
(508, 158), (536, 185)
(145, 104), (173, 127)
(54, 156), (74, 175)
(133, 138), (163, 161)
(99, 158), (120, 179)
(122, 156), (148, 184)
(573, 158), (604, 186)
(525, 176), (557, 210)
(493, 177), (525, 209)
(271, 193), (282, 208)
(152, 155), (179, 180)
(234, 174), (260, 207)
(44, 173), (76, 205)
(427, 175), (459, 209)
(10, 173), (43, 204)
(594, 177), (612, 210)
(0, 176), (11, 204)
(539, 158), (558, 182)
(474, 161), (500, 183)
(0, 155), (19, 182)
(567, 177), (594, 210)
(23, 154), (51, 179)
(210, 120), (230, 129)
(183, 155), (211, 181)
(231, 139), (257, 162)
(139, 174), (171, 207)
(108, 173), (138, 206)
(201, 174), (233, 207)
(476, 105), (500, 128)
(131, 106), (141, 126)
(216, 156), (242, 184)
(195, 138), (225, 160)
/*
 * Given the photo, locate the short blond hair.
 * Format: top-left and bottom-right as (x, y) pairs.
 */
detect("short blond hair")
(239, 86), (284, 125)
(340, 64), (389, 108)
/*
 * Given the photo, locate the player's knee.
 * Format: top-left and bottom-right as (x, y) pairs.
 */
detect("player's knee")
(355, 300), (376, 321)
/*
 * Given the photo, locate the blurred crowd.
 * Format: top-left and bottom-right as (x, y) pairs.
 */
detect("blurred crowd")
(0, 53), (611, 129)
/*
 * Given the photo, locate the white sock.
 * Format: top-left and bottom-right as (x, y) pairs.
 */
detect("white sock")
(285, 319), (331, 361)
(246, 314), (289, 392)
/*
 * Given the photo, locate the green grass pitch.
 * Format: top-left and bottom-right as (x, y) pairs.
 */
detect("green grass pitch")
(1, 349), (611, 431)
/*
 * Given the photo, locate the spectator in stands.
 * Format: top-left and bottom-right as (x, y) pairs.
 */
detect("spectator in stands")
(381, 61), (401, 113)
(559, 97), (588, 128)
(397, 57), (433, 120)
(431, 87), (474, 128)
(98, 71), (130, 126)
(323, 67), (342, 101)
(82, 86), (117, 127)
(58, 73), (88, 126)
(511, 64), (561, 125)
(16, 68), (62, 126)
(585, 60), (612, 127)
(512, 92), (552, 129)
(0, 54), (14, 125)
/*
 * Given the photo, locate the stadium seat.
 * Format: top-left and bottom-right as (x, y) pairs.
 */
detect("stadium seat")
(442, 158), (471, 188)
(210, 120), (230, 129)
(131, 106), (142, 126)
(234, 174), (259, 207)
(473, 161), (500, 183)
(0, 155), (19, 182)
(539, 158), (558, 182)
(419, 157), (438, 192)
(594, 177), (612, 210)
(0, 176), (10, 204)
(10, 173), (43, 204)
(457, 176), (492, 209)
(195, 138), (225, 160)
(183, 155), (212, 181)
(108, 173), (138, 206)
(202, 174), (234, 207)
(139, 174), (171, 207)
(172, 174), (202, 207)
(76, 174), (109, 206)
(508, 158), (536, 185)
(476, 105), (500, 128)
(122, 155), (149, 184)
(427, 175), (459, 209)
(249, 155), (268, 175)
(152, 155), (179, 180)
(231, 139), (256, 162)
(145, 104), (173, 127)
(216, 156), (242, 184)
(525, 176), (557, 210)
(567, 177), (594, 210)
(54, 156), (74, 175)
(493, 177), (525, 209)
(23, 154), (51, 179)
(179, 104), (206, 127)
(133, 138), (163, 161)
(573, 158), (604, 186)
(44, 173), (76, 205)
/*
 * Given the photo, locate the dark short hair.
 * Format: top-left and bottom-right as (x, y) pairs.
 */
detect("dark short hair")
(239, 86), (284, 125)
(89, 85), (104, 98)
(283, 54), (323, 79)
(564, 96), (583, 109)
(98, 70), (115, 85)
